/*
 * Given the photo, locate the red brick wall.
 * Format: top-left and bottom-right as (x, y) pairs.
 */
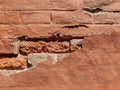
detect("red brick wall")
(0, 0), (120, 68)
(0, 0), (120, 89)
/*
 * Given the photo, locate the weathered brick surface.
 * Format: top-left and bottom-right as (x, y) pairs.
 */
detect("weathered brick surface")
(0, 0), (120, 89)
(83, 0), (120, 11)
(93, 12), (115, 24)
(20, 41), (70, 54)
(114, 13), (120, 24)
(0, 0), (79, 11)
(0, 25), (120, 39)
(0, 57), (27, 69)
(0, 39), (16, 54)
(0, 11), (50, 24)
(52, 11), (93, 24)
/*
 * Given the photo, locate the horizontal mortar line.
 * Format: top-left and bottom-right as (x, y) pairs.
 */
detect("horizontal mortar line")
(58, 23), (120, 25)
(0, 23), (120, 27)
(0, 9), (120, 13)
(0, 9), (77, 12)
(0, 23), (51, 25)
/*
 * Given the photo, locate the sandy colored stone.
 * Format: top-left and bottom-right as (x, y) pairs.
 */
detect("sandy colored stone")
(70, 39), (83, 51)
(28, 53), (70, 65)
(0, 57), (27, 69)
(0, 24), (120, 39)
(20, 41), (70, 55)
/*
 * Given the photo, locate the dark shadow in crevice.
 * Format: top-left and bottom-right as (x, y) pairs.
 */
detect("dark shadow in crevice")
(17, 35), (84, 42)
(27, 61), (33, 68)
(0, 54), (17, 58)
(83, 8), (102, 13)
(63, 24), (89, 29)
(112, 11), (120, 13)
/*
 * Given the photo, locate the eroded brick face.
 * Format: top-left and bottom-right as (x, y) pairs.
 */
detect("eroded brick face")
(0, 1), (120, 90)
(0, 0), (119, 69)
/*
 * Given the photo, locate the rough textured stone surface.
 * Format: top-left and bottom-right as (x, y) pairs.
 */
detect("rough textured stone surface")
(70, 39), (83, 51)
(20, 41), (70, 54)
(0, 11), (50, 24)
(28, 53), (70, 65)
(83, 0), (120, 11)
(52, 11), (93, 24)
(93, 12), (115, 24)
(0, 0), (79, 11)
(0, 33), (119, 90)
(0, 25), (120, 39)
(0, 57), (27, 69)
(0, 39), (17, 54)
(0, 0), (120, 89)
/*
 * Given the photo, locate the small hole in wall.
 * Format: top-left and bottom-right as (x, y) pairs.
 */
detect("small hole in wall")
(77, 44), (83, 48)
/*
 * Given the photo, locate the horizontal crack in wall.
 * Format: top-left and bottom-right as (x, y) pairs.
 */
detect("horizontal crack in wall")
(63, 24), (89, 28)
(83, 8), (103, 13)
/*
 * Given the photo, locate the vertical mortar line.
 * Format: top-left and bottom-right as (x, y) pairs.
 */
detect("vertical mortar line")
(19, 12), (23, 25)
(113, 11), (117, 24)
(50, 11), (53, 24)
(69, 40), (71, 53)
(92, 13), (95, 25)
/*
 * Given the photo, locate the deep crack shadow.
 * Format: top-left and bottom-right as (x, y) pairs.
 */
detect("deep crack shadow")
(63, 24), (89, 28)
(83, 8), (102, 13)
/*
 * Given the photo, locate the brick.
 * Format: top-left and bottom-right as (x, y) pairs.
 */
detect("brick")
(0, 57), (27, 69)
(20, 11), (50, 24)
(52, 11), (93, 24)
(0, 24), (120, 39)
(114, 13), (120, 24)
(93, 12), (115, 24)
(0, 39), (18, 54)
(0, 11), (50, 24)
(0, 25), (52, 39)
(20, 41), (70, 55)
(83, 0), (120, 11)
(0, 25), (12, 38)
(0, 11), (20, 24)
(0, 0), (79, 11)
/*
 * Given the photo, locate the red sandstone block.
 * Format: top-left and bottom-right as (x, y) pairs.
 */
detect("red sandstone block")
(83, 0), (120, 11)
(52, 11), (93, 24)
(114, 13), (120, 24)
(0, 11), (50, 24)
(0, 0), (79, 11)
(0, 57), (27, 69)
(20, 41), (70, 54)
(0, 11), (20, 24)
(0, 24), (120, 39)
(20, 11), (50, 24)
(49, 0), (80, 11)
(0, 39), (18, 54)
(93, 12), (115, 24)
(0, 25), (13, 38)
